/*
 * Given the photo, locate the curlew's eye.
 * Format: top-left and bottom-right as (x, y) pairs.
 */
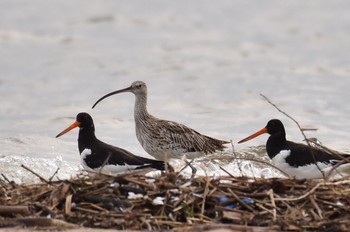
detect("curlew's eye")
(137, 84), (142, 88)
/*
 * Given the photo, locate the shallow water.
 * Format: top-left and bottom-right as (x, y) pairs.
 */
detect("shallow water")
(1, 1), (350, 183)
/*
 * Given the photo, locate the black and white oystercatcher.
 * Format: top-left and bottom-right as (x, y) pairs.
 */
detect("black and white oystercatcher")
(238, 119), (350, 179)
(92, 81), (229, 162)
(56, 112), (165, 174)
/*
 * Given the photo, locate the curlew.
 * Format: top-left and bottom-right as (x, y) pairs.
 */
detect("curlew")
(92, 81), (229, 166)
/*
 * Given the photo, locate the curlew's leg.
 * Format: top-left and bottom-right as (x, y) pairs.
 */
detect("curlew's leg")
(177, 159), (196, 177)
(186, 159), (197, 177)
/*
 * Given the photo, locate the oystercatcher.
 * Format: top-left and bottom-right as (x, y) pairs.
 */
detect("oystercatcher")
(92, 81), (229, 162)
(238, 119), (350, 179)
(56, 112), (166, 174)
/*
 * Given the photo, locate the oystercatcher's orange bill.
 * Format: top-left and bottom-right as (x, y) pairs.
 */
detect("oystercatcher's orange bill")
(56, 121), (80, 138)
(238, 127), (268, 144)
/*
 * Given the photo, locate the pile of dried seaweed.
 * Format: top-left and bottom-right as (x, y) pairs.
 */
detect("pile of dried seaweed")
(1, 170), (350, 231)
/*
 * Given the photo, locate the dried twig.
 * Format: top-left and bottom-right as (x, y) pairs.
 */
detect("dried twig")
(230, 141), (244, 176)
(309, 195), (323, 219)
(325, 156), (350, 181)
(219, 166), (235, 178)
(275, 182), (323, 201)
(228, 188), (256, 213)
(200, 177), (210, 218)
(267, 189), (277, 221)
(0, 206), (30, 215)
(49, 167), (60, 182)
(176, 159), (194, 178)
(21, 164), (49, 184)
(1, 173), (12, 184)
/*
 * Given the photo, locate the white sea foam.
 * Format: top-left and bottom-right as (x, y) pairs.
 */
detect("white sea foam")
(0, 155), (77, 184)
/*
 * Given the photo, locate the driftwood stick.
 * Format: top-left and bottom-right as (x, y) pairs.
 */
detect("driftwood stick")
(219, 166), (236, 178)
(176, 159), (194, 178)
(228, 188), (256, 213)
(21, 164), (49, 184)
(0, 205), (31, 215)
(49, 167), (60, 182)
(230, 141), (244, 176)
(12, 218), (77, 228)
(267, 189), (277, 221)
(1, 173), (12, 183)
(200, 177), (210, 218)
(65, 194), (73, 216)
(309, 195), (323, 219)
(176, 223), (280, 232)
(275, 182), (323, 201)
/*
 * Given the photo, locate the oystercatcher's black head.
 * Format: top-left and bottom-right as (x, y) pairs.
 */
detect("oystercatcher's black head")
(238, 119), (286, 144)
(76, 112), (94, 129)
(265, 119), (285, 135)
(92, 81), (147, 109)
(56, 112), (94, 138)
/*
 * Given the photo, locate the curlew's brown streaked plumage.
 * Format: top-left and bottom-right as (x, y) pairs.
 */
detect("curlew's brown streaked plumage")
(92, 81), (229, 162)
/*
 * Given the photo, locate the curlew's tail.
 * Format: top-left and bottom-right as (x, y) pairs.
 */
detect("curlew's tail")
(204, 136), (230, 154)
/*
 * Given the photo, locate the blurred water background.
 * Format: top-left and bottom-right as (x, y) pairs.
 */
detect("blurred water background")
(1, 1), (350, 183)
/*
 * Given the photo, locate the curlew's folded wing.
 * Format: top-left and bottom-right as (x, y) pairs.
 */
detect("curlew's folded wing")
(156, 120), (229, 154)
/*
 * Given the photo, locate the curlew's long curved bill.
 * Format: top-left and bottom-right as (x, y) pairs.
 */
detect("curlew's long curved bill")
(92, 86), (132, 109)
(56, 121), (80, 138)
(238, 127), (268, 144)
